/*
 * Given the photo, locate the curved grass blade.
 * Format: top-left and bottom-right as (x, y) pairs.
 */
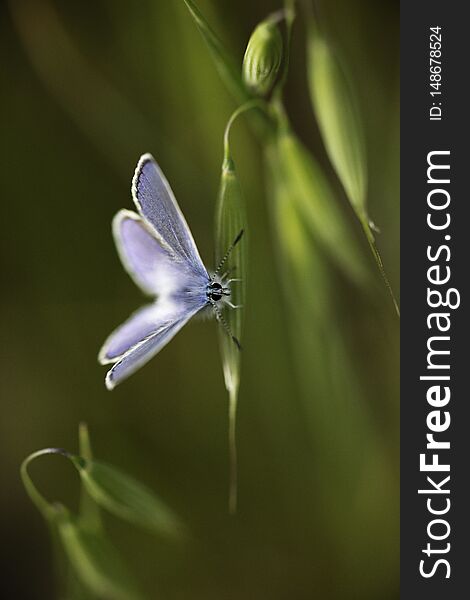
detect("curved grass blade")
(21, 448), (72, 522)
(21, 447), (142, 600)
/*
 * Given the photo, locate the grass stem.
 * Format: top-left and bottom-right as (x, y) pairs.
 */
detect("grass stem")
(228, 388), (238, 515)
(223, 99), (269, 166)
(360, 215), (400, 316)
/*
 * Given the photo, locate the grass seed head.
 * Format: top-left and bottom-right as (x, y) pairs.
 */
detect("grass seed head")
(242, 21), (283, 96)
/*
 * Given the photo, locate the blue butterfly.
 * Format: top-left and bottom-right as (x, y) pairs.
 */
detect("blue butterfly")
(99, 154), (243, 390)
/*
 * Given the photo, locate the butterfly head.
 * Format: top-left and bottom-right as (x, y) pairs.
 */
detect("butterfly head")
(207, 279), (230, 303)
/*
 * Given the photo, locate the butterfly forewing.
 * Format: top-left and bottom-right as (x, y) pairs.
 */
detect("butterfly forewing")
(132, 154), (208, 280)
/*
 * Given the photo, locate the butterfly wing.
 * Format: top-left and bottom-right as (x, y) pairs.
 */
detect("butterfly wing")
(99, 155), (211, 388)
(101, 302), (201, 389)
(112, 209), (198, 297)
(99, 302), (168, 364)
(132, 153), (208, 279)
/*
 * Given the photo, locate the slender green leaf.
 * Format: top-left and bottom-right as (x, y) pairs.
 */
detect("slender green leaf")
(66, 565), (98, 600)
(73, 458), (185, 540)
(306, 25), (399, 314)
(181, 0), (271, 136)
(182, 0), (248, 103)
(307, 30), (367, 216)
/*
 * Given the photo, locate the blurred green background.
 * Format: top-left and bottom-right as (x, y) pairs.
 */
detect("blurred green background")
(0, 0), (399, 598)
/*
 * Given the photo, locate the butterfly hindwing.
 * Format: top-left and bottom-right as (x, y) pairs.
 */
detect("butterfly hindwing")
(99, 303), (168, 365)
(104, 306), (199, 390)
(112, 210), (194, 297)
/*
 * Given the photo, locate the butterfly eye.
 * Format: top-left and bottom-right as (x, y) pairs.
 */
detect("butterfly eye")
(207, 282), (223, 301)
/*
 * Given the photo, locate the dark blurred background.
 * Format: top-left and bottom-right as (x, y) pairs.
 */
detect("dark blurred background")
(1, 1), (399, 598)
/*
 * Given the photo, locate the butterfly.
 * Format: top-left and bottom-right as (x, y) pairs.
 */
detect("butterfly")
(98, 154), (243, 390)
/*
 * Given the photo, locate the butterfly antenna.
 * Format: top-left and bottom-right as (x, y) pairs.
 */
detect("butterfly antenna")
(211, 301), (242, 350)
(214, 229), (244, 276)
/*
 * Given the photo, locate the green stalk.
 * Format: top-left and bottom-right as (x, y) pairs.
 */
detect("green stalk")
(217, 100), (264, 513)
(359, 214), (400, 316)
(223, 99), (268, 163)
(228, 387), (238, 515)
(78, 423), (103, 533)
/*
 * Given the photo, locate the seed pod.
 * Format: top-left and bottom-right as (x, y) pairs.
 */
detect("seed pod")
(242, 21), (283, 96)
(215, 125), (247, 513)
(215, 157), (246, 398)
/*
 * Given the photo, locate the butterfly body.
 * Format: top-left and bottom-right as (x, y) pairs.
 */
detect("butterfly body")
(99, 154), (242, 389)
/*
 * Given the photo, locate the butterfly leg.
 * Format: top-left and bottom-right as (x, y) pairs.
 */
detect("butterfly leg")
(219, 267), (237, 282)
(225, 301), (244, 310)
